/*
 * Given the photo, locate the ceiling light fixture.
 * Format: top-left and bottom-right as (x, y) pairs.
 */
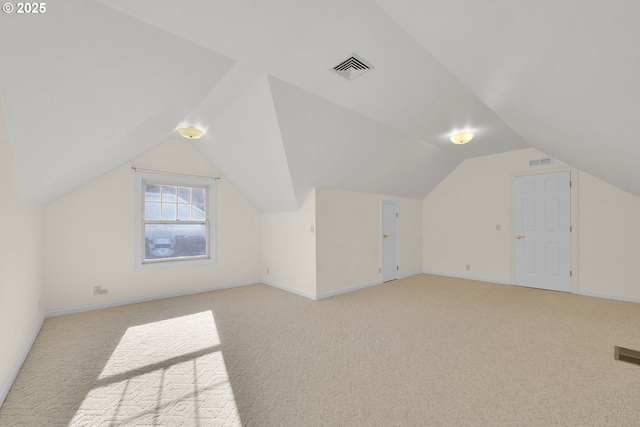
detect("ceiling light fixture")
(450, 131), (474, 145)
(178, 126), (204, 140)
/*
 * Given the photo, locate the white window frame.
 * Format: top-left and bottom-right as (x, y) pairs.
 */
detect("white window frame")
(134, 171), (216, 270)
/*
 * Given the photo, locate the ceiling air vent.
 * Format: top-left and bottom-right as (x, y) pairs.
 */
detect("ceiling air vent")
(528, 157), (553, 167)
(331, 54), (374, 81)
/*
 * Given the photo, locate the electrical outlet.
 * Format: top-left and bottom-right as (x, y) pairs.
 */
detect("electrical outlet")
(496, 224), (501, 231)
(466, 264), (471, 271)
(266, 267), (270, 275)
(310, 225), (314, 233)
(94, 286), (108, 295)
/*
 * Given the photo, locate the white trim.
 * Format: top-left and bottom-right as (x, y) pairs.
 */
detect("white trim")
(423, 271), (640, 304)
(508, 165), (580, 293)
(512, 171), (572, 292)
(578, 290), (640, 304)
(45, 280), (258, 318)
(134, 170), (217, 271)
(1, 314), (45, 408)
(262, 280), (317, 301)
(422, 269), (511, 285)
(380, 200), (400, 282)
(399, 270), (422, 280)
(316, 279), (383, 300)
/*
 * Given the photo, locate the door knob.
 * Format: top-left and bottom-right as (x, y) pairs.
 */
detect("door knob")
(383, 234), (388, 238)
(515, 235), (526, 239)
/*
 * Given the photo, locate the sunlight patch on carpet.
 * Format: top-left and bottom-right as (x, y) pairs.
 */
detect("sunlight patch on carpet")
(69, 311), (241, 426)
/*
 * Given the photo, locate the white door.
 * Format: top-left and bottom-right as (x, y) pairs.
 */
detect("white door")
(514, 171), (571, 292)
(381, 201), (399, 282)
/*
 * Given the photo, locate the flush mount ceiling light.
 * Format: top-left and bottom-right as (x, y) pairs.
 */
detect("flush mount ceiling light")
(450, 131), (474, 145)
(178, 126), (204, 140)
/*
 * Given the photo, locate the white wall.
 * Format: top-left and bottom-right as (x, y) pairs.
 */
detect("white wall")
(316, 188), (422, 297)
(260, 189), (316, 298)
(423, 147), (640, 301)
(0, 101), (44, 404)
(423, 148), (570, 282)
(578, 171), (640, 300)
(44, 140), (261, 311)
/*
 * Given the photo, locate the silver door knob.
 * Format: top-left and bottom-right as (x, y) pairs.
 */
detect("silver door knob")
(515, 235), (526, 239)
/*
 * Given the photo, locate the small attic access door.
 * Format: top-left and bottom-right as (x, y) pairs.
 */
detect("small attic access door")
(381, 201), (399, 282)
(514, 171), (571, 292)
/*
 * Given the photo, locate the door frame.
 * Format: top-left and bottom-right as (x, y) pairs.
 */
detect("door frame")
(509, 166), (580, 293)
(380, 200), (400, 282)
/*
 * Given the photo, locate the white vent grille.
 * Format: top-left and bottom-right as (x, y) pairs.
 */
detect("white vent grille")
(529, 157), (553, 167)
(331, 54), (373, 81)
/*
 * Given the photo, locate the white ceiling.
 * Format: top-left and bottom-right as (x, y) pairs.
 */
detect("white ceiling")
(375, 0), (640, 196)
(1, 0), (638, 209)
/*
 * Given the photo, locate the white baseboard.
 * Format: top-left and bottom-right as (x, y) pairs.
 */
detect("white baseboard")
(578, 290), (640, 304)
(424, 270), (640, 304)
(1, 314), (45, 408)
(264, 274), (423, 301)
(399, 270), (423, 280)
(45, 279), (259, 318)
(316, 279), (383, 300)
(262, 280), (316, 300)
(422, 269), (511, 285)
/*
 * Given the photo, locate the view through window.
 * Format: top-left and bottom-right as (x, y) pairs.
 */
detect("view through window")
(143, 182), (208, 262)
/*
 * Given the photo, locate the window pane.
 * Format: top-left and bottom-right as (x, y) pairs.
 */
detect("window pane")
(177, 204), (191, 220)
(140, 179), (211, 264)
(145, 202), (161, 220)
(145, 223), (207, 260)
(162, 204), (176, 220)
(145, 184), (161, 201)
(176, 234), (207, 257)
(192, 188), (205, 205)
(162, 185), (177, 203)
(193, 205), (205, 220)
(178, 187), (191, 203)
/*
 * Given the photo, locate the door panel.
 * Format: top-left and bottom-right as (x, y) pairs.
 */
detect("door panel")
(546, 198), (560, 230)
(381, 202), (398, 282)
(514, 172), (571, 291)
(546, 242), (561, 275)
(522, 241), (536, 273)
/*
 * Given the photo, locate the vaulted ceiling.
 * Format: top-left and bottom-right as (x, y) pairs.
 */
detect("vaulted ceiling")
(1, 0), (638, 211)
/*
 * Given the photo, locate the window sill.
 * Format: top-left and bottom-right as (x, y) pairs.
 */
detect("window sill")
(136, 255), (215, 271)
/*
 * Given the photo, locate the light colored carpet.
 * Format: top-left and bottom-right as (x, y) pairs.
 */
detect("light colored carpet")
(1, 274), (640, 426)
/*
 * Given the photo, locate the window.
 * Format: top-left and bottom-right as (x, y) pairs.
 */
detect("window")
(135, 171), (216, 268)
